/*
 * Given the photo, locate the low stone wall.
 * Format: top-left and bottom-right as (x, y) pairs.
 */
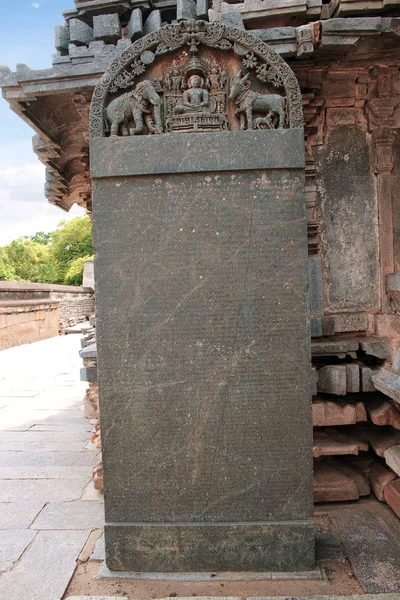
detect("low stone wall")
(0, 282), (95, 350)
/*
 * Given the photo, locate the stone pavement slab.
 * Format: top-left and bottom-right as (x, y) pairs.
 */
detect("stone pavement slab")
(0, 500), (45, 529)
(0, 450), (94, 467)
(0, 466), (93, 478)
(0, 478), (89, 503)
(331, 508), (400, 593)
(31, 501), (104, 529)
(0, 530), (36, 572)
(0, 530), (90, 600)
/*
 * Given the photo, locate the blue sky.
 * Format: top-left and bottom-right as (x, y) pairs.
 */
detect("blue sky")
(0, 0), (84, 245)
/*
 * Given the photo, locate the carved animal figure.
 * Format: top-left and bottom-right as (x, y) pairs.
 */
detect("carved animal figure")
(228, 72), (286, 130)
(105, 80), (163, 136)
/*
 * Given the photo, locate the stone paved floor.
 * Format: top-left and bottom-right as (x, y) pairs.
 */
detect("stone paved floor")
(0, 335), (104, 600)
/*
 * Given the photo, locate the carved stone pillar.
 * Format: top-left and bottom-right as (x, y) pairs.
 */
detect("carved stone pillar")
(371, 126), (395, 313)
(369, 91), (398, 314)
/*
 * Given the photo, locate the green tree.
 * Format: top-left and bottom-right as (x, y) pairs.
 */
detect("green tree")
(5, 238), (58, 283)
(0, 248), (19, 281)
(50, 216), (93, 283)
(64, 255), (93, 286)
(29, 231), (52, 245)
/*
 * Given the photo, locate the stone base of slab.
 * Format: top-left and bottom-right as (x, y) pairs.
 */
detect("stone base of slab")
(97, 564), (323, 581)
(103, 521), (315, 573)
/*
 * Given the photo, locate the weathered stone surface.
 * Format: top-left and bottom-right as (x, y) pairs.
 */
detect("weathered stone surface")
(0, 478), (89, 503)
(332, 312), (369, 333)
(315, 126), (379, 313)
(314, 460), (360, 502)
(359, 362), (378, 392)
(312, 399), (358, 426)
(372, 368), (400, 404)
(369, 461), (397, 501)
(69, 18), (93, 46)
(143, 10), (162, 35)
(177, 0), (197, 21)
(313, 430), (368, 457)
(92, 130), (314, 572)
(367, 398), (400, 430)
(80, 366), (97, 382)
(331, 508), (400, 593)
(31, 501), (104, 530)
(311, 338), (359, 356)
(221, 11), (245, 28)
(196, 0), (209, 19)
(0, 530), (36, 573)
(0, 530), (90, 600)
(360, 337), (393, 360)
(309, 255), (324, 317)
(384, 478), (400, 518)
(55, 25), (70, 53)
(384, 444), (400, 476)
(126, 8), (143, 41)
(346, 363), (360, 393)
(93, 14), (121, 44)
(355, 426), (400, 457)
(0, 501), (44, 529)
(317, 365), (347, 395)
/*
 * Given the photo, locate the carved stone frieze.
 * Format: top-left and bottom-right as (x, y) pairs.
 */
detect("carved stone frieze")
(90, 20), (303, 138)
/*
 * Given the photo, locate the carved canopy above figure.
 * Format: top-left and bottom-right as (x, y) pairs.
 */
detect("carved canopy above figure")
(90, 20), (303, 138)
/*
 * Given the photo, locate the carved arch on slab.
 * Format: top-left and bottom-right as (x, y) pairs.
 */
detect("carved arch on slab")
(90, 20), (303, 138)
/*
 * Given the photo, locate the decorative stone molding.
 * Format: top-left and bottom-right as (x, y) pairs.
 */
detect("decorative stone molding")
(90, 20), (303, 138)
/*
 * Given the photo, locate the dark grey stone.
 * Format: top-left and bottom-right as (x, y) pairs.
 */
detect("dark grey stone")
(309, 255), (324, 317)
(221, 11), (245, 29)
(177, 0), (197, 21)
(80, 366), (97, 382)
(93, 14), (122, 44)
(143, 10), (162, 35)
(126, 8), (143, 42)
(79, 343), (97, 359)
(331, 508), (400, 592)
(104, 522), (315, 572)
(196, 0), (209, 19)
(54, 25), (70, 53)
(69, 18), (93, 46)
(91, 130), (314, 572)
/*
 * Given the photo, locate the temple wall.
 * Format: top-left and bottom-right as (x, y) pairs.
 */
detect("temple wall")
(0, 282), (95, 349)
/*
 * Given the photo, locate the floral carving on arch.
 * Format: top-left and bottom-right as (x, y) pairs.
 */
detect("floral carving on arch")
(90, 20), (303, 138)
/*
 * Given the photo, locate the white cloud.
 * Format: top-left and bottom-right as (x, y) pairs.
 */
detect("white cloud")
(32, 2), (40, 8)
(0, 142), (85, 246)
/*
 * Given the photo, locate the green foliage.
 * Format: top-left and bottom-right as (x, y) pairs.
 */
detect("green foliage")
(64, 255), (93, 286)
(0, 215), (93, 286)
(50, 216), (93, 283)
(3, 239), (57, 283)
(29, 231), (52, 245)
(0, 248), (19, 281)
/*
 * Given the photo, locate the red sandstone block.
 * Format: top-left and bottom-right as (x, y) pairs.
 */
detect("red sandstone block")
(384, 478), (400, 518)
(369, 461), (397, 501)
(367, 399), (400, 431)
(313, 429), (368, 458)
(312, 399), (356, 427)
(314, 460), (359, 502)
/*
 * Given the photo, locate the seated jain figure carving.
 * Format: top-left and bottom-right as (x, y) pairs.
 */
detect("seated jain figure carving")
(174, 76), (214, 115)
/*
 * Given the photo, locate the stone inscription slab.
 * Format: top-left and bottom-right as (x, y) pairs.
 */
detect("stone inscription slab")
(92, 130), (314, 572)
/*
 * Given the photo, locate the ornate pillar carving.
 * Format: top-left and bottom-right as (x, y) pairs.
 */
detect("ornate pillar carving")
(368, 73), (399, 314)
